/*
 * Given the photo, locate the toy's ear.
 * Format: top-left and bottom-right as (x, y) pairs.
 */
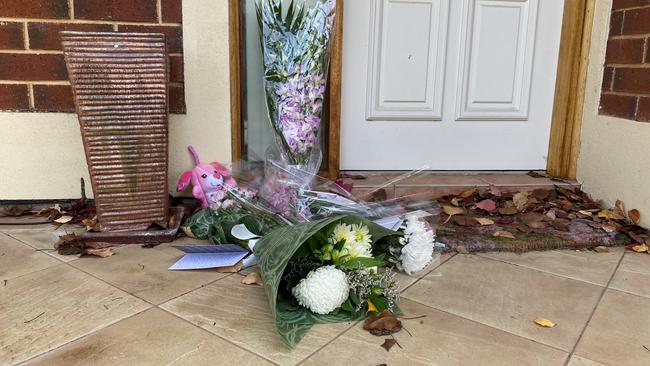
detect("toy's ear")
(177, 171), (193, 191)
(210, 162), (231, 176)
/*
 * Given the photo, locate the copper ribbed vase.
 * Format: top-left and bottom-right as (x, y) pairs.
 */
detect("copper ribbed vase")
(61, 31), (170, 232)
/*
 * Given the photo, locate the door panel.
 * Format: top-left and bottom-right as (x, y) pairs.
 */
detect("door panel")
(340, 0), (564, 170)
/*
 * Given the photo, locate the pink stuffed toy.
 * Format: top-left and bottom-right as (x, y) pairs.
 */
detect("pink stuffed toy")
(177, 146), (238, 209)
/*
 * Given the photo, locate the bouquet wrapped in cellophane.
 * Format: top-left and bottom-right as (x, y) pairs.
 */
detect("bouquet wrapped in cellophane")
(257, 0), (337, 221)
(253, 214), (440, 348)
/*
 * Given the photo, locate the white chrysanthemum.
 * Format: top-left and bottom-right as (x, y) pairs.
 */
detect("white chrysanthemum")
(331, 223), (354, 243)
(292, 266), (350, 314)
(344, 223), (372, 258)
(399, 216), (437, 275)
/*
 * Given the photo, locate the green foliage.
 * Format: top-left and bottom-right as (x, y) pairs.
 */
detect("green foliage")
(185, 209), (272, 247)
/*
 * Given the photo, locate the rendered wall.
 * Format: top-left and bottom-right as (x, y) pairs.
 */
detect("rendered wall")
(0, 0), (231, 199)
(577, 0), (650, 227)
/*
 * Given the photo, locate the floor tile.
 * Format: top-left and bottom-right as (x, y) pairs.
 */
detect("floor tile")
(351, 186), (395, 201)
(479, 247), (624, 286)
(23, 308), (272, 366)
(402, 255), (603, 351)
(71, 244), (227, 305)
(609, 252), (650, 299)
(5, 226), (83, 262)
(567, 355), (608, 366)
(575, 289), (650, 366)
(161, 274), (352, 365)
(340, 173), (392, 188)
(302, 298), (568, 366)
(149, 236), (212, 257)
(395, 186), (481, 201)
(395, 173), (487, 187)
(0, 232), (59, 282)
(475, 174), (571, 186)
(0, 265), (149, 365)
(395, 252), (454, 292)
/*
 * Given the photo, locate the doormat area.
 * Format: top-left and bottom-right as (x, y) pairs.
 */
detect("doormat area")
(430, 186), (645, 253)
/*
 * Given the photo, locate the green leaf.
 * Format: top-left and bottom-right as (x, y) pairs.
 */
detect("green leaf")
(337, 255), (387, 270)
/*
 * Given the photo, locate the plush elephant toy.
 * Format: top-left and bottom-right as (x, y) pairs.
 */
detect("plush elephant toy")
(177, 145), (238, 209)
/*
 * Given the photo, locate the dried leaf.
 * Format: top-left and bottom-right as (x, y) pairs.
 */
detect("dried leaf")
(180, 226), (196, 238)
(452, 215), (479, 227)
(455, 245), (470, 254)
(451, 197), (462, 207)
(628, 209), (641, 225)
(381, 338), (397, 352)
(631, 243), (649, 253)
(531, 189), (551, 200)
(367, 300), (378, 313)
(2, 205), (30, 217)
(241, 272), (263, 285)
(458, 189), (476, 199)
(534, 317), (556, 328)
(82, 216), (100, 232)
(442, 205), (465, 217)
(593, 246), (609, 253)
(513, 192), (529, 211)
(615, 200), (626, 217)
(216, 260), (244, 273)
(493, 230), (516, 239)
(54, 215), (73, 224)
(363, 310), (402, 336)
(498, 205), (519, 216)
(598, 210), (625, 220)
(475, 217), (495, 226)
(84, 248), (113, 258)
(475, 199), (497, 212)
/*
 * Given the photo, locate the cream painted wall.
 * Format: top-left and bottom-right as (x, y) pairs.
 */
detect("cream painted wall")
(0, 0), (232, 200)
(577, 0), (650, 227)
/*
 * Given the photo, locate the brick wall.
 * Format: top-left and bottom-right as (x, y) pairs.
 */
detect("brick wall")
(0, 0), (185, 113)
(600, 0), (650, 122)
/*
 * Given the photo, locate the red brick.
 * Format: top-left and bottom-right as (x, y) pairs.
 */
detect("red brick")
(610, 11), (624, 36)
(637, 97), (650, 121)
(599, 93), (638, 120)
(0, 53), (67, 81)
(613, 67), (650, 93)
(33, 84), (74, 112)
(602, 67), (615, 91)
(74, 0), (157, 22)
(118, 25), (183, 53)
(612, 0), (650, 9)
(169, 84), (186, 114)
(605, 38), (645, 64)
(169, 55), (184, 82)
(28, 23), (114, 51)
(0, 84), (30, 111)
(161, 0), (183, 23)
(0, 22), (24, 49)
(0, 0), (69, 19)
(622, 6), (650, 35)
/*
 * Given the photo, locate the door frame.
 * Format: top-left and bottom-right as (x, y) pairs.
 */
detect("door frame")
(229, 0), (593, 179)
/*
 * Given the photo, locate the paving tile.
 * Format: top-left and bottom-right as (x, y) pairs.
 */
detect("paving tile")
(339, 173), (392, 188)
(23, 308), (272, 366)
(161, 274), (352, 365)
(402, 255), (603, 351)
(395, 173), (487, 187)
(395, 252), (454, 292)
(567, 355), (608, 366)
(0, 232), (59, 282)
(0, 265), (149, 365)
(5, 226), (83, 262)
(609, 252), (650, 299)
(475, 174), (573, 186)
(575, 289), (650, 366)
(395, 186), (481, 201)
(351, 185), (395, 201)
(302, 298), (568, 366)
(71, 244), (226, 305)
(479, 247), (624, 286)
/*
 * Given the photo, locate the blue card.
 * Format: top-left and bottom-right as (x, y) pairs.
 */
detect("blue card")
(169, 244), (249, 270)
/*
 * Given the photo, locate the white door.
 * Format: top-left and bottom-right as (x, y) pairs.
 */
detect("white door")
(340, 0), (564, 170)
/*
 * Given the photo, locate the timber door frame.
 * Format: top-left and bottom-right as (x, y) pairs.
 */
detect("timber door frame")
(229, 0), (592, 179)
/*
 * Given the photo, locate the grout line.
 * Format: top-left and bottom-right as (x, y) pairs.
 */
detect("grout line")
(68, 0), (75, 19)
(27, 84), (35, 108)
(157, 0), (163, 24)
(604, 285), (650, 301)
(402, 295), (571, 355)
(400, 252), (457, 293)
(602, 63), (650, 68)
(22, 22), (29, 49)
(113, 24), (118, 31)
(0, 17), (182, 26)
(296, 321), (360, 366)
(0, 80), (70, 85)
(0, 49), (63, 54)
(562, 251), (626, 365)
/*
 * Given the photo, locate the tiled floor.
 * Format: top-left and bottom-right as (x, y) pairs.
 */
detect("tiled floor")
(2, 223), (649, 365)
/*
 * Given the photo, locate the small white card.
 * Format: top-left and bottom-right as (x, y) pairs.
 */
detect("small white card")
(169, 244), (249, 270)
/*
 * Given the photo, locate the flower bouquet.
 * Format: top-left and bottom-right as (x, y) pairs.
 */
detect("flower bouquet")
(257, 0), (337, 220)
(254, 215), (407, 348)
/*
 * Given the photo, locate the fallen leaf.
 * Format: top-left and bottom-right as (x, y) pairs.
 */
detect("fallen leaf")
(363, 310), (402, 336)
(534, 317), (556, 328)
(546, 209), (557, 220)
(493, 230), (516, 239)
(381, 338), (397, 352)
(615, 200), (626, 217)
(84, 248), (113, 258)
(531, 189), (551, 200)
(455, 245), (470, 254)
(475, 199), (497, 212)
(451, 197), (462, 207)
(367, 299), (378, 313)
(628, 209), (641, 225)
(442, 205), (465, 217)
(180, 226), (196, 238)
(593, 246), (609, 253)
(54, 215), (73, 224)
(513, 192), (529, 211)
(216, 260), (243, 273)
(475, 217), (495, 226)
(458, 189), (476, 199)
(577, 210), (593, 217)
(2, 205), (30, 217)
(241, 272), (263, 285)
(452, 215), (479, 227)
(631, 243), (649, 253)
(598, 210), (625, 220)
(82, 216), (100, 232)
